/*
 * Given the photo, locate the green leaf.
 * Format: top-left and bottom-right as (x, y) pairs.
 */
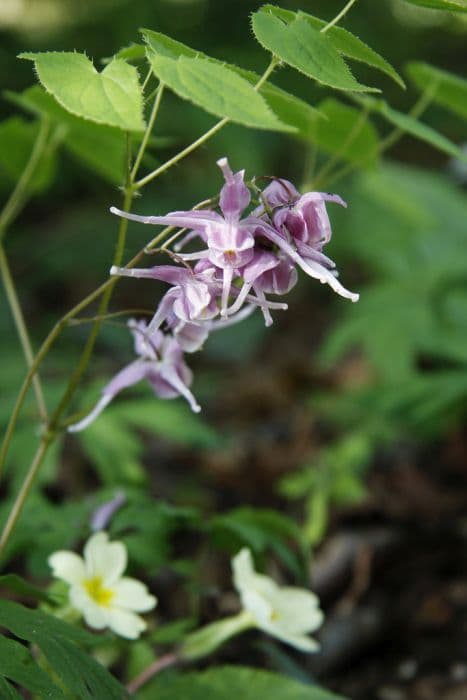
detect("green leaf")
(210, 507), (305, 579)
(0, 677), (22, 699)
(260, 5), (405, 89)
(251, 11), (379, 93)
(0, 600), (128, 700)
(111, 398), (221, 447)
(0, 635), (66, 699)
(146, 51), (292, 132)
(103, 43), (147, 64)
(142, 28), (320, 138)
(407, 62), (467, 119)
(0, 573), (53, 603)
(19, 52), (145, 132)
(40, 636), (127, 700)
(259, 83), (320, 139)
(111, 495), (199, 574)
(312, 98), (379, 164)
(0, 116), (56, 193)
(360, 96), (467, 161)
(401, 0), (467, 11)
(76, 395), (220, 485)
(6, 86), (127, 184)
(146, 666), (344, 699)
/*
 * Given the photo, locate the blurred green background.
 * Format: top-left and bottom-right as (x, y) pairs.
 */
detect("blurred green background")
(1, 1), (467, 697)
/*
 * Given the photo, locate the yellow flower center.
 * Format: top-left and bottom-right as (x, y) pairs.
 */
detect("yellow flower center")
(83, 576), (114, 607)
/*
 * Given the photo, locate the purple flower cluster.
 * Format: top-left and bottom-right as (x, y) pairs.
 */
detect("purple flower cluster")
(69, 158), (358, 432)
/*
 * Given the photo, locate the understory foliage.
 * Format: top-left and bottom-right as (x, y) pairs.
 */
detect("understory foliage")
(0, 0), (466, 697)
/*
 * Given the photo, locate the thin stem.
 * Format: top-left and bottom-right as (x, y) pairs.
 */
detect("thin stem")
(321, 0), (359, 33)
(0, 120), (51, 242)
(126, 654), (178, 695)
(255, 55), (280, 89)
(141, 67), (153, 95)
(0, 245), (48, 422)
(312, 104), (370, 189)
(133, 56), (279, 191)
(134, 117), (229, 191)
(0, 438), (50, 557)
(321, 88), (436, 188)
(67, 308), (154, 326)
(131, 83), (165, 181)
(48, 187), (133, 427)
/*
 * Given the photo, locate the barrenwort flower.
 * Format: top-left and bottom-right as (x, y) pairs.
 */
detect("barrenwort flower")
(48, 531), (156, 639)
(70, 157), (359, 430)
(68, 319), (200, 433)
(232, 548), (323, 652)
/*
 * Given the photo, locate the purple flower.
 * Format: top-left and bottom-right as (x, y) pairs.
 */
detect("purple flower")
(110, 264), (220, 331)
(111, 166), (358, 305)
(68, 320), (200, 433)
(227, 250), (297, 326)
(252, 178), (300, 216)
(91, 491), (126, 531)
(111, 158), (258, 316)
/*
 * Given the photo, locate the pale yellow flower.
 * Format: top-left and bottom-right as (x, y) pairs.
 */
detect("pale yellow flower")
(232, 548), (323, 652)
(49, 531), (156, 639)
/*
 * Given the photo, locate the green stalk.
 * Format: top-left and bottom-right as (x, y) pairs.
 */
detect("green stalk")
(311, 104), (370, 189)
(0, 245), (48, 422)
(321, 0), (359, 34)
(131, 83), (165, 182)
(0, 120), (50, 242)
(320, 87), (437, 188)
(0, 437), (50, 556)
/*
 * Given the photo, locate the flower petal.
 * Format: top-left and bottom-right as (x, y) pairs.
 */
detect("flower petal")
(254, 222), (359, 303)
(84, 532), (127, 585)
(106, 608), (147, 639)
(217, 158), (251, 222)
(232, 548), (256, 595)
(113, 577), (157, 613)
(70, 586), (109, 629)
(67, 394), (113, 433)
(110, 206), (222, 234)
(48, 551), (85, 585)
(266, 627), (320, 653)
(157, 363), (201, 413)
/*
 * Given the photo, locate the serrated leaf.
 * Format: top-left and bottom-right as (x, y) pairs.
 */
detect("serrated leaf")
(360, 96), (467, 161)
(103, 43), (147, 64)
(0, 635), (66, 699)
(0, 116), (56, 193)
(6, 86), (127, 184)
(0, 600), (128, 700)
(146, 666), (344, 700)
(407, 62), (467, 119)
(142, 28), (320, 138)
(252, 11), (379, 93)
(41, 636), (128, 700)
(19, 52), (145, 132)
(401, 0), (467, 11)
(260, 5), (405, 89)
(147, 51), (292, 132)
(312, 98), (379, 164)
